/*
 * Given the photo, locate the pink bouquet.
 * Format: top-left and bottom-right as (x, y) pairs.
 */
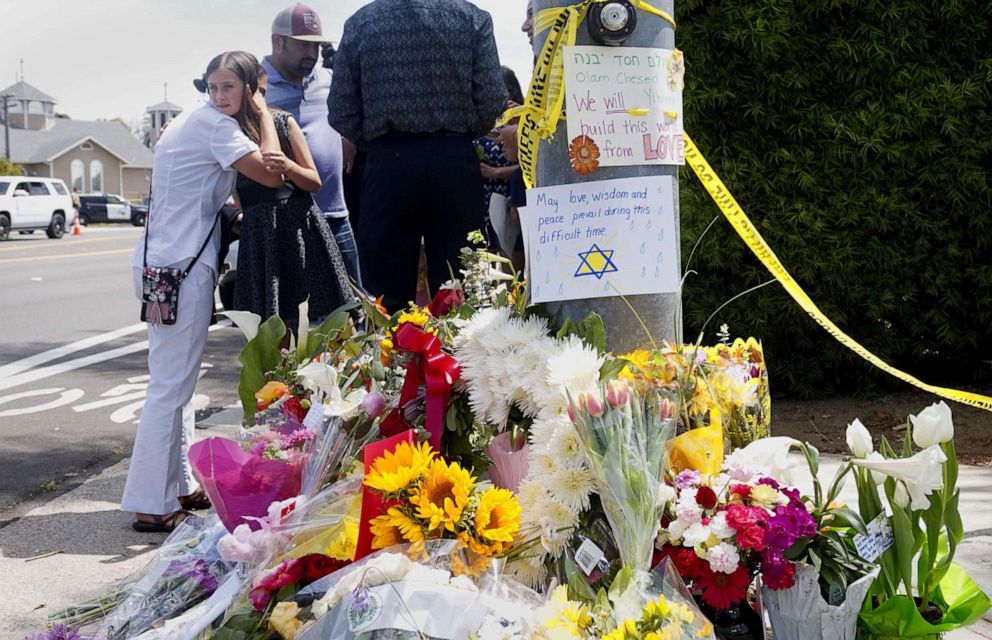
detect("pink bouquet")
(189, 430), (312, 533)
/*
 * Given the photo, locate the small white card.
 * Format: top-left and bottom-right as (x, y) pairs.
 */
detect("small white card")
(303, 402), (325, 430)
(853, 513), (895, 562)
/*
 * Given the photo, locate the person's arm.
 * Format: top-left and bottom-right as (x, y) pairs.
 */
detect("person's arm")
(471, 12), (508, 135)
(263, 116), (322, 192)
(342, 137), (357, 174)
(232, 87), (283, 187)
(327, 19), (364, 146)
(480, 163), (519, 181)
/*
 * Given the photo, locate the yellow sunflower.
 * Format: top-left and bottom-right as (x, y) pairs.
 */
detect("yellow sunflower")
(474, 487), (521, 546)
(410, 459), (475, 533)
(396, 306), (431, 329)
(370, 507), (426, 549)
(364, 441), (435, 495)
(379, 336), (394, 365)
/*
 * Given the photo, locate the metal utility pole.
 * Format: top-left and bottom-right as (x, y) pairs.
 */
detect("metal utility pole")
(533, 0), (680, 351)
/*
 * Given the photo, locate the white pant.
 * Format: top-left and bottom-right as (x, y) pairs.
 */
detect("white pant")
(122, 260), (215, 515)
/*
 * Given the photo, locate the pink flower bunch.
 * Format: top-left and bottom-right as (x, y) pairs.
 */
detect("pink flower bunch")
(658, 472), (817, 609)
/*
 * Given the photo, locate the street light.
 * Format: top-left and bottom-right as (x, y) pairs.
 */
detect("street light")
(1, 93), (10, 161)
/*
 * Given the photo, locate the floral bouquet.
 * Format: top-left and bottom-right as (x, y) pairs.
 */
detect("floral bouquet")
(846, 402), (991, 638)
(656, 466), (818, 623)
(567, 379), (676, 574)
(92, 515), (233, 639)
(287, 540), (542, 640)
(525, 561), (715, 640)
(362, 440), (521, 559)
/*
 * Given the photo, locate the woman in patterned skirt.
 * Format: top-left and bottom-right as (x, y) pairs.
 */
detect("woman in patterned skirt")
(233, 66), (355, 327)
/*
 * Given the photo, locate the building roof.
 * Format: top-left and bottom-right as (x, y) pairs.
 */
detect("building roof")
(147, 100), (183, 112)
(0, 118), (154, 169)
(0, 81), (57, 104)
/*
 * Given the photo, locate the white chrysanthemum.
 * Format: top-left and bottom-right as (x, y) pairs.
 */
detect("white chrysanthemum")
(547, 423), (587, 469)
(509, 554), (548, 589)
(539, 515), (571, 556)
(543, 497), (580, 533)
(516, 480), (550, 513)
(528, 414), (569, 451)
(528, 451), (558, 485)
(546, 335), (605, 399)
(548, 466), (595, 512)
(454, 307), (508, 352)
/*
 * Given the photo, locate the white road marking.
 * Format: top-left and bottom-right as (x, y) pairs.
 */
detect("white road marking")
(0, 322), (147, 380)
(0, 388), (86, 417)
(73, 391), (147, 412)
(0, 321), (232, 391)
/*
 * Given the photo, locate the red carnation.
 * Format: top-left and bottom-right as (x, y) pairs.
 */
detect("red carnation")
(730, 484), (752, 499)
(695, 565), (752, 610)
(695, 486), (719, 510)
(428, 287), (464, 317)
(736, 523), (767, 551)
(656, 544), (704, 580)
(763, 560), (796, 590)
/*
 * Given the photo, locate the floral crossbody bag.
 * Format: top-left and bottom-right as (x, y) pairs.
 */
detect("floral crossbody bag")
(141, 199), (222, 326)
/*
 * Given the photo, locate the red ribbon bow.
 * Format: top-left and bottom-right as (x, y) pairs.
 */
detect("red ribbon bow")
(379, 323), (461, 450)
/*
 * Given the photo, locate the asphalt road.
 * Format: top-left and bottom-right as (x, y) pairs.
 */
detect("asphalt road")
(0, 226), (243, 517)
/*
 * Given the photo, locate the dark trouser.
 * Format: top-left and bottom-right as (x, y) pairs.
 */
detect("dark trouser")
(358, 135), (485, 313)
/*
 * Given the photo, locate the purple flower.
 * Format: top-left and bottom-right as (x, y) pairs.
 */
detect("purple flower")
(165, 558), (219, 594)
(766, 504), (818, 549)
(25, 625), (83, 640)
(674, 469), (701, 490)
(781, 486), (804, 508)
(757, 476), (781, 490)
(280, 428), (317, 450)
(361, 391), (388, 418)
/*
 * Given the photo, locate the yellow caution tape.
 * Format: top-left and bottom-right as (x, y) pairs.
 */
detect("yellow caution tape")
(501, 0), (675, 189)
(683, 132), (992, 413)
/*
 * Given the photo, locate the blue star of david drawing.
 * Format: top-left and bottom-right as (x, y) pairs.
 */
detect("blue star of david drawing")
(574, 244), (618, 279)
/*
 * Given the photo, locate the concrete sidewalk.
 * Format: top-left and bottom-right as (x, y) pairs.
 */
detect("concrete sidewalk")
(1, 422), (990, 639)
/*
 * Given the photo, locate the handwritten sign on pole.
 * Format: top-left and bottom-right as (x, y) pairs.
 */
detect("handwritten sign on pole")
(520, 176), (679, 304)
(564, 46), (685, 167)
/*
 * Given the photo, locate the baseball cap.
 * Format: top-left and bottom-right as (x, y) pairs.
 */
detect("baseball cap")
(272, 4), (330, 43)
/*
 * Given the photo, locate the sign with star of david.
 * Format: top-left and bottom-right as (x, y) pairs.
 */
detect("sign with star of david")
(519, 175), (680, 304)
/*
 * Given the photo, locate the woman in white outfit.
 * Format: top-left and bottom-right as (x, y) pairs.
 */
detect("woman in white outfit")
(124, 51), (284, 532)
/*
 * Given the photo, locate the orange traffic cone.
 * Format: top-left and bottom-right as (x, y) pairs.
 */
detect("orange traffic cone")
(72, 215), (82, 236)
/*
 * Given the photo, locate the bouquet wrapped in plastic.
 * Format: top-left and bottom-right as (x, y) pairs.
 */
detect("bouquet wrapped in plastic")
(289, 540), (543, 640)
(91, 515), (234, 639)
(189, 436), (304, 533)
(567, 379), (676, 573)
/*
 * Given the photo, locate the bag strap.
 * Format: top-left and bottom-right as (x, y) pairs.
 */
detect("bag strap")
(142, 184), (223, 281)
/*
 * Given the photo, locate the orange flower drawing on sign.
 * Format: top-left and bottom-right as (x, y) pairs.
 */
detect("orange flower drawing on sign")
(568, 135), (601, 175)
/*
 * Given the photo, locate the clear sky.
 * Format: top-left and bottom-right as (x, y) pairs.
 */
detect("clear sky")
(0, 0), (533, 127)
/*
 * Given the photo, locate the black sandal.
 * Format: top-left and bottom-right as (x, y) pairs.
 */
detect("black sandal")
(178, 489), (211, 511)
(132, 510), (190, 533)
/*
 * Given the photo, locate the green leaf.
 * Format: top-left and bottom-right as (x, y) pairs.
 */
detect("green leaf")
(829, 506), (870, 536)
(890, 506), (916, 597)
(599, 358), (628, 382)
(237, 314), (287, 423)
(608, 566), (633, 604)
(575, 312), (607, 353)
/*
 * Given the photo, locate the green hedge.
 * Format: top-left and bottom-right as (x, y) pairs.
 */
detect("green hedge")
(676, 0), (992, 396)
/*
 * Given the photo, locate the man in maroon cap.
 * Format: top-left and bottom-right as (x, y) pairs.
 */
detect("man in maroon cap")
(263, 4), (361, 285)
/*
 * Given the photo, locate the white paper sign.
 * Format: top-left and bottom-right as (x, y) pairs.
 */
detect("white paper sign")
(853, 513), (895, 562)
(521, 176), (679, 304)
(564, 46), (685, 168)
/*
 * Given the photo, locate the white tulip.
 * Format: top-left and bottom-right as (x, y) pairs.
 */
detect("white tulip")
(852, 445), (947, 511)
(891, 482), (911, 509)
(845, 418), (874, 458)
(910, 401), (954, 450)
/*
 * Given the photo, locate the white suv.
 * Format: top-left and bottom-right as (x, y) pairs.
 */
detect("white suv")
(0, 177), (74, 240)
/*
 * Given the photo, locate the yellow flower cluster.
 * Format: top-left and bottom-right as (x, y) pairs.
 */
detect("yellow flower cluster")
(598, 595), (711, 640)
(364, 441), (521, 558)
(395, 306), (432, 329)
(531, 586), (594, 639)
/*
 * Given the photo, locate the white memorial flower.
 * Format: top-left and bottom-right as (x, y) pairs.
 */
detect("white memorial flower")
(846, 418), (874, 459)
(910, 401), (954, 450)
(852, 445), (947, 511)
